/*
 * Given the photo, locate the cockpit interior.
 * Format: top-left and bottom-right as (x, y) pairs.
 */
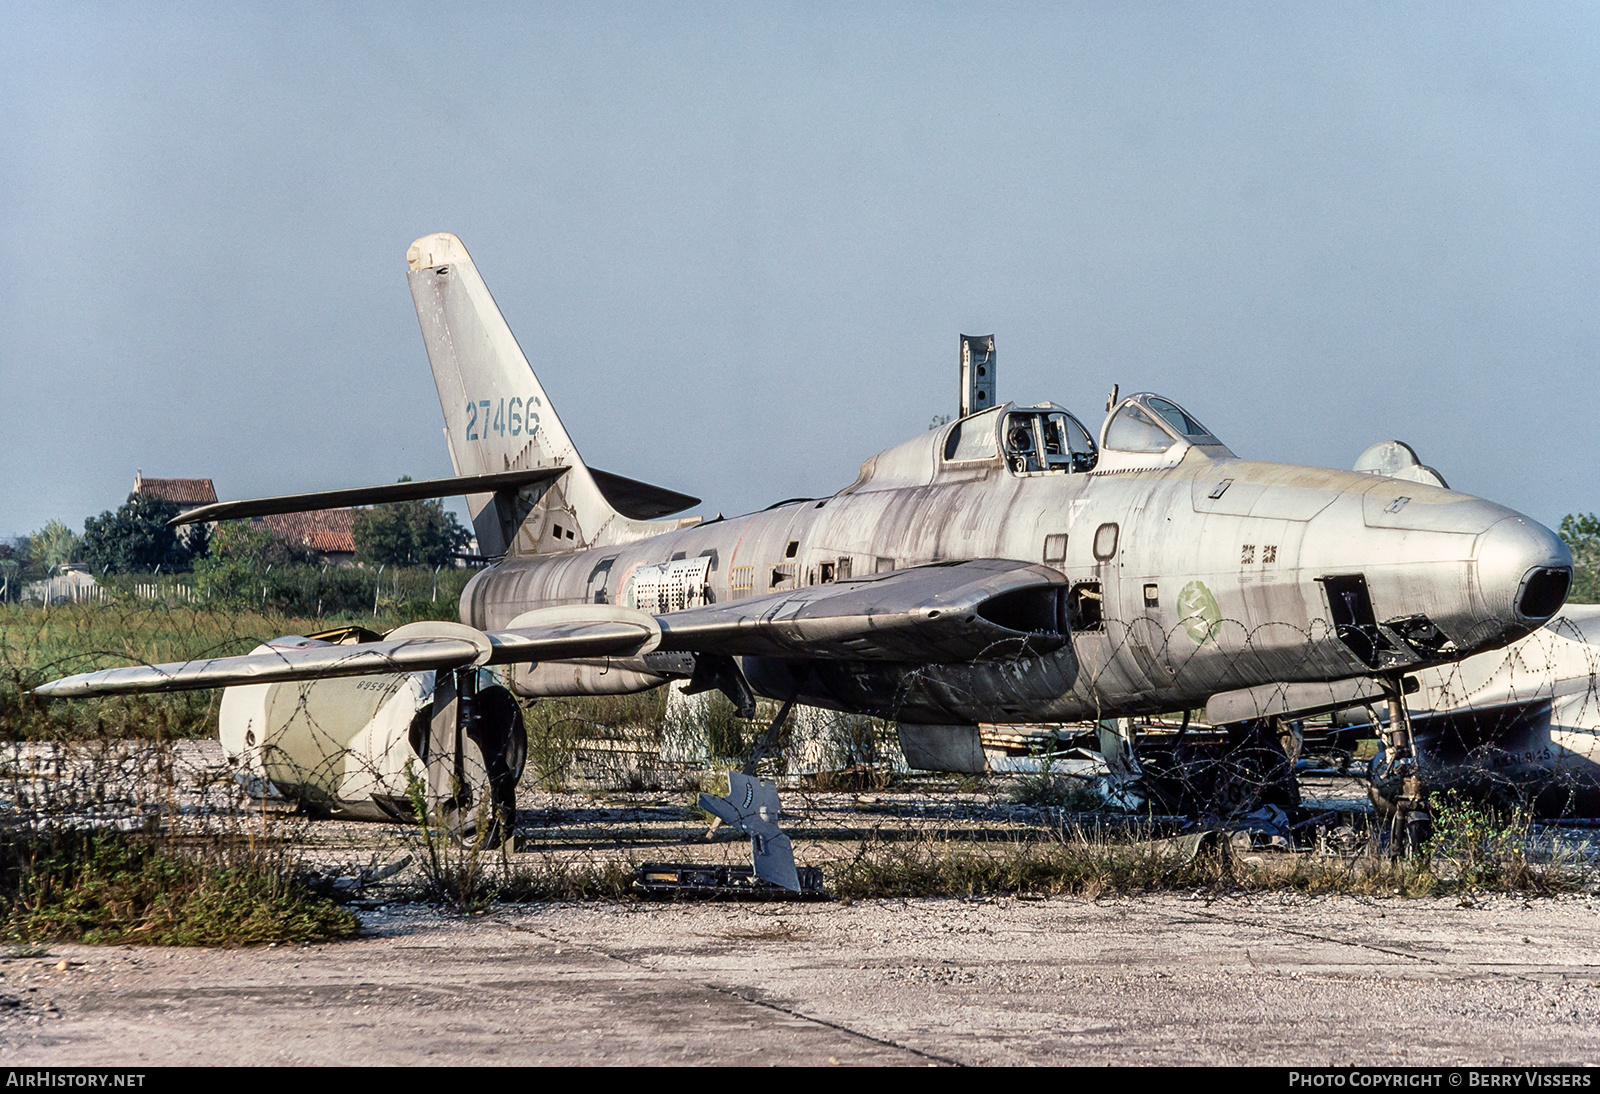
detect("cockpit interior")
(943, 403), (1100, 474)
(1002, 406), (1098, 473)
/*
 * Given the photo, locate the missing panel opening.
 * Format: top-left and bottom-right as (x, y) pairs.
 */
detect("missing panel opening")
(1320, 574), (1390, 669)
(1068, 582), (1103, 633)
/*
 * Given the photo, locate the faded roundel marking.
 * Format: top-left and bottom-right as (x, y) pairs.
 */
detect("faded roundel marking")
(1177, 579), (1222, 647)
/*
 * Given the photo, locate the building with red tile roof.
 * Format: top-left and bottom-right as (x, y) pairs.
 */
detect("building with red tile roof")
(132, 471), (218, 511)
(257, 509), (357, 564)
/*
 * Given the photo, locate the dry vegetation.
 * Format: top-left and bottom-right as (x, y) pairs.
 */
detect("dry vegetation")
(0, 601), (404, 943)
(828, 816), (1585, 902)
(0, 830), (359, 946)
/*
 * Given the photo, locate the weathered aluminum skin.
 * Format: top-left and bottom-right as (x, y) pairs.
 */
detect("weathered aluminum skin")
(391, 230), (1572, 731)
(34, 612), (660, 698)
(452, 388), (1569, 726)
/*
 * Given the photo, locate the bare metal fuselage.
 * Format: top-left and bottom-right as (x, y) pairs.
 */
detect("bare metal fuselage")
(460, 430), (1564, 728)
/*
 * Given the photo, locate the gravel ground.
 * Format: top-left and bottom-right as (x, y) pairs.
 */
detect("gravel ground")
(1, 893), (1598, 1066)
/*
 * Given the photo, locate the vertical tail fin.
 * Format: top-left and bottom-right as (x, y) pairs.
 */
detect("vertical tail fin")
(406, 233), (624, 557)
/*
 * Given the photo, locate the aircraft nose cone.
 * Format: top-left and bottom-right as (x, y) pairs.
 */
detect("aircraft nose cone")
(1476, 517), (1573, 625)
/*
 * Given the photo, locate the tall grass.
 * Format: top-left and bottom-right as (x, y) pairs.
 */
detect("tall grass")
(0, 602), (334, 740)
(828, 823), (1587, 901)
(0, 599), (399, 943)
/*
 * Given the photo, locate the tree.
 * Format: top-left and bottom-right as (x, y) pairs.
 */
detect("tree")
(1559, 513), (1600, 604)
(202, 520), (312, 569)
(81, 494), (203, 574)
(353, 490), (472, 568)
(28, 520), (83, 569)
(192, 519), (314, 604)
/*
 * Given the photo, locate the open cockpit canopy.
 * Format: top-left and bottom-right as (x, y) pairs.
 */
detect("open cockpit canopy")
(943, 403), (1099, 474)
(842, 392), (1224, 496)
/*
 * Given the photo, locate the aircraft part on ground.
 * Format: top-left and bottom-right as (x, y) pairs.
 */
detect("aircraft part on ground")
(1131, 720), (1304, 819)
(696, 771), (801, 891)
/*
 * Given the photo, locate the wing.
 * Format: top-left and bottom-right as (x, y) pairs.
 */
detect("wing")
(33, 612), (661, 698)
(654, 558), (1069, 662)
(34, 559), (1067, 698)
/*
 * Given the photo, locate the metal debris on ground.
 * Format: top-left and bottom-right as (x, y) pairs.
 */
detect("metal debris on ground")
(633, 862), (827, 899)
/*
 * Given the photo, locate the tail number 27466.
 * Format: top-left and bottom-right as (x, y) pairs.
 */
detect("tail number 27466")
(465, 398), (540, 441)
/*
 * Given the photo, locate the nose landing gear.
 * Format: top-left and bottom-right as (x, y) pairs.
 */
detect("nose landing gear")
(1368, 675), (1432, 855)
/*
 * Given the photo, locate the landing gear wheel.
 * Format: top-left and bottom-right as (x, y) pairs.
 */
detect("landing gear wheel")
(1404, 812), (1434, 855)
(461, 685), (527, 851)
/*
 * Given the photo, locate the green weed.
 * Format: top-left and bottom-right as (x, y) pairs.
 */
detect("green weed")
(0, 831), (359, 946)
(1425, 790), (1567, 893)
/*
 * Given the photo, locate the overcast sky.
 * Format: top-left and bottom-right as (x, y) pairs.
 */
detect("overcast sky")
(2, 3), (1597, 539)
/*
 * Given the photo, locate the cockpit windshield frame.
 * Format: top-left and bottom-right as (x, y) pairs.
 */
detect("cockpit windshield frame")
(942, 406), (1003, 463)
(1100, 393), (1222, 454)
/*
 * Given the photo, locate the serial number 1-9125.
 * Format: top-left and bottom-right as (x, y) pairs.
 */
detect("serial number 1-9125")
(465, 397), (541, 441)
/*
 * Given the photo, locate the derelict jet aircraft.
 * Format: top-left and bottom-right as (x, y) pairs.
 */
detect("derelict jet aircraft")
(36, 233), (1574, 843)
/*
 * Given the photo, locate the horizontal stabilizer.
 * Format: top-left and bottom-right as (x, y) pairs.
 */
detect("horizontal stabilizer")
(588, 468), (700, 520)
(170, 467), (569, 526)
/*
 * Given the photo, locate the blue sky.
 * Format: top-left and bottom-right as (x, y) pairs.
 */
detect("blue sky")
(3, 3), (1597, 536)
